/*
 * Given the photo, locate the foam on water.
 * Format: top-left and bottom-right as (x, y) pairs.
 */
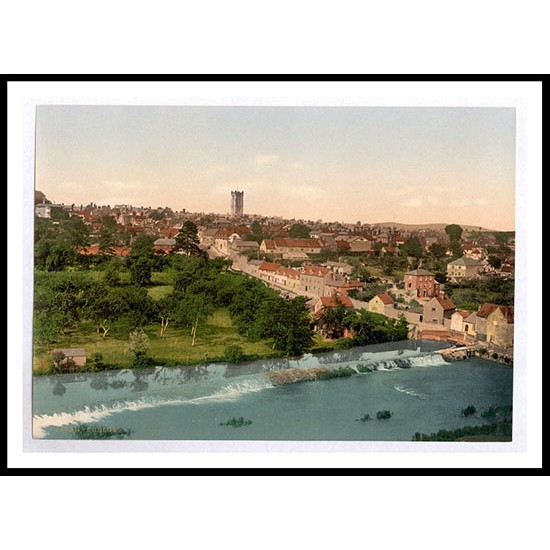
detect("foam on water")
(33, 377), (274, 438)
(32, 397), (187, 438)
(187, 378), (272, 404)
(393, 385), (428, 400)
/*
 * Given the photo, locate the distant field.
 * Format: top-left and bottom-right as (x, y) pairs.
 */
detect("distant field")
(147, 285), (173, 300)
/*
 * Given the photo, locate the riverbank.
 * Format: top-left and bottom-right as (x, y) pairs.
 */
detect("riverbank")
(33, 342), (513, 441)
(436, 344), (513, 366)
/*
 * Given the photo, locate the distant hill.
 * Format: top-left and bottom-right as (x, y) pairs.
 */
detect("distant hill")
(372, 222), (506, 233)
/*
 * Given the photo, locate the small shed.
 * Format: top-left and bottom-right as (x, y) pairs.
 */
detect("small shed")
(53, 348), (87, 372)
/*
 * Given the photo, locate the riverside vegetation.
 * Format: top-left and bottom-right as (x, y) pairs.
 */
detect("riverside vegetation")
(34, 221), (409, 374)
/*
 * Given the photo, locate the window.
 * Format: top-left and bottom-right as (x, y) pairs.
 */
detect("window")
(432, 307), (436, 311)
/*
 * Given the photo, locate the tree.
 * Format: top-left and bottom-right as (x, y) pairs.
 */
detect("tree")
(58, 217), (90, 248)
(127, 236), (155, 286)
(445, 224), (463, 242)
(342, 310), (408, 345)
(103, 258), (122, 286)
(428, 242), (447, 259)
(51, 350), (66, 370)
(487, 255), (502, 269)
(445, 224), (463, 257)
(174, 292), (215, 346)
(50, 207), (69, 221)
(34, 311), (66, 343)
(34, 271), (91, 331)
(400, 237), (423, 259)
(121, 285), (157, 328)
(83, 283), (128, 338)
(45, 243), (76, 271)
(255, 296), (314, 356)
(97, 227), (116, 256)
(288, 223), (311, 239)
(125, 328), (151, 367)
(172, 221), (202, 256)
(155, 294), (177, 337)
(316, 297), (348, 339)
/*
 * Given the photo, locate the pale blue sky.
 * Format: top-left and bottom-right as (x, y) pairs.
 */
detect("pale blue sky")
(35, 106), (516, 230)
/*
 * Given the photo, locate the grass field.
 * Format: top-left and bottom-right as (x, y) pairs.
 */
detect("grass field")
(33, 309), (279, 374)
(33, 270), (343, 374)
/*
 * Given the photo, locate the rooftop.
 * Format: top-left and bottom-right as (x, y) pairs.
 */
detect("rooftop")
(448, 257), (483, 266)
(405, 268), (434, 276)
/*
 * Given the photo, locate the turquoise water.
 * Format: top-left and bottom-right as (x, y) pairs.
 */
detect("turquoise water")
(32, 340), (513, 441)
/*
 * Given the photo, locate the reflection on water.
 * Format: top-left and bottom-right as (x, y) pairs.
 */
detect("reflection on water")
(32, 339), (512, 442)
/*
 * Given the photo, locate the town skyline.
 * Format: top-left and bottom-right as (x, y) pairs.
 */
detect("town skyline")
(35, 106), (516, 231)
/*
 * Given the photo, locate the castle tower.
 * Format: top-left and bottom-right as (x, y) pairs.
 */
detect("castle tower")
(230, 190), (244, 215)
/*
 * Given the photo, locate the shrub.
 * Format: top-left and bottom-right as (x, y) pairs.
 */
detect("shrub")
(219, 417), (252, 428)
(72, 424), (132, 439)
(316, 367), (355, 380)
(335, 338), (355, 349)
(462, 405), (476, 417)
(376, 410), (392, 420)
(224, 345), (246, 364)
(359, 414), (372, 422)
(89, 352), (106, 371)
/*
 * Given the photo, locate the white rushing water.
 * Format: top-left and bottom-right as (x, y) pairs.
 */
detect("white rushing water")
(32, 349), (451, 439)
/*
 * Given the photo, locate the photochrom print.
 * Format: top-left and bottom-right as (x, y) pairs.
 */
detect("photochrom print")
(31, 103), (516, 445)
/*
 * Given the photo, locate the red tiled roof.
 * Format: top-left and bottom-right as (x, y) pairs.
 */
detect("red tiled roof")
(436, 295), (456, 310)
(160, 228), (179, 238)
(276, 266), (301, 279)
(476, 303), (514, 323)
(376, 292), (394, 305)
(113, 246), (131, 256)
(455, 310), (471, 318)
(259, 261), (281, 272)
(76, 244), (131, 256)
(476, 303), (499, 318)
(262, 239), (276, 250)
(319, 293), (353, 309)
(77, 244), (100, 255)
(272, 238), (324, 249)
(302, 266), (331, 277)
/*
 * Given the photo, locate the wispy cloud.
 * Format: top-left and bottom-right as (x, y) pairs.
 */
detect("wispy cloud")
(289, 184), (326, 201)
(202, 165), (228, 177)
(255, 153), (279, 167)
(400, 198), (423, 208)
(290, 161), (303, 170)
(391, 185), (416, 197)
(473, 197), (488, 206)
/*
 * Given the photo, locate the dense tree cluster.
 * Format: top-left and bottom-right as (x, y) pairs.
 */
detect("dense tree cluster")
(445, 276), (514, 309)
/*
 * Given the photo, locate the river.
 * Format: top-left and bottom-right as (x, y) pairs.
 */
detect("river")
(32, 340), (513, 441)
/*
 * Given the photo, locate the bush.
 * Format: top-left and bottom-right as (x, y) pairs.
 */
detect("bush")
(359, 414), (372, 422)
(224, 345), (246, 364)
(315, 367), (356, 380)
(219, 417), (252, 428)
(131, 352), (154, 369)
(376, 410), (393, 420)
(462, 405), (476, 417)
(335, 338), (355, 349)
(89, 352), (107, 372)
(72, 424), (133, 439)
